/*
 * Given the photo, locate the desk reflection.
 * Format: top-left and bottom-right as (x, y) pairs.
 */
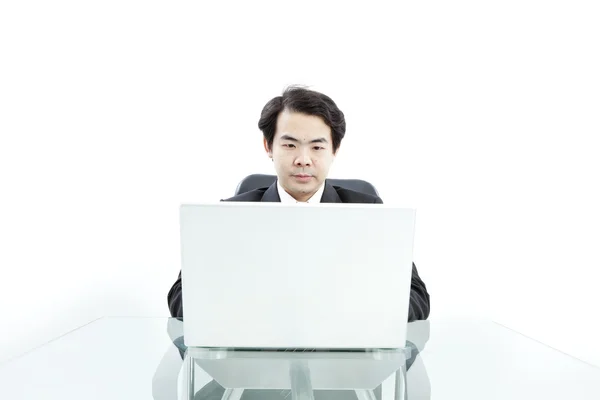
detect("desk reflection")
(152, 319), (431, 400)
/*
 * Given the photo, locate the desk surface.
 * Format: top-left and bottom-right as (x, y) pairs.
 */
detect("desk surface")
(0, 317), (598, 399)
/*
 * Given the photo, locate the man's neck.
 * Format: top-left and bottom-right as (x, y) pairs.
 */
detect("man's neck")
(277, 181), (325, 203)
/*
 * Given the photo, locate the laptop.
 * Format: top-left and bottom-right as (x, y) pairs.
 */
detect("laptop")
(180, 202), (416, 350)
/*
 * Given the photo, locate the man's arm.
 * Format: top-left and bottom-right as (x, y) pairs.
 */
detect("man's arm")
(373, 196), (431, 321)
(408, 263), (430, 321)
(167, 271), (183, 318)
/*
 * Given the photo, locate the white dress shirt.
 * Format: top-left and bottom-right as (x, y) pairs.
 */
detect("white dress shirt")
(277, 180), (325, 204)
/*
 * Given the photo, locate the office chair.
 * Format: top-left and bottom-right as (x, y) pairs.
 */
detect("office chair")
(235, 174), (380, 197)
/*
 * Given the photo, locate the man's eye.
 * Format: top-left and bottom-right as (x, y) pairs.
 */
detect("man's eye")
(284, 144), (295, 148)
(314, 146), (324, 150)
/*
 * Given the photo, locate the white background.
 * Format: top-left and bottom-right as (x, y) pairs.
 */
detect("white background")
(1, 0), (599, 367)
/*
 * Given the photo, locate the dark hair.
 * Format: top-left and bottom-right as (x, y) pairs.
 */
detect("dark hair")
(258, 86), (346, 153)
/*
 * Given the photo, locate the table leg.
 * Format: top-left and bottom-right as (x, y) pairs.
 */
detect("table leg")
(290, 361), (315, 400)
(394, 363), (408, 400)
(355, 389), (378, 400)
(221, 388), (244, 400)
(182, 353), (195, 400)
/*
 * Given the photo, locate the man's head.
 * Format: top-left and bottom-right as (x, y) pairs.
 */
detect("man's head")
(258, 86), (346, 202)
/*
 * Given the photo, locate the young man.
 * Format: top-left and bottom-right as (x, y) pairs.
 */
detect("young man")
(168, 86), (430, 321)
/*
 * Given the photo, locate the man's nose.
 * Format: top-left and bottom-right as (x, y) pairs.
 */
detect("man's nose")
(294, 150), (312, 167)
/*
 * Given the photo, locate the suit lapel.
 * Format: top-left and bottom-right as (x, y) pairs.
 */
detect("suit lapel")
(261, 182), (281, 202)
(320, 182), (342, 203)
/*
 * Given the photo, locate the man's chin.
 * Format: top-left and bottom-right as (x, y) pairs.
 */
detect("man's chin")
(293, 185), (316, 194)
(286, 181), (318, 195)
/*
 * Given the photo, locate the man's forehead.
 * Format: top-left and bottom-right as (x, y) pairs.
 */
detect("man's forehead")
(275, 111), (331, 139)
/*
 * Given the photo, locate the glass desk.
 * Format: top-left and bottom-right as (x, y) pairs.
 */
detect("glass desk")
(0, 317), (598, 399)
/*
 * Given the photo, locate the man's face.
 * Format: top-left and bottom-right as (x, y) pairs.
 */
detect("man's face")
(264, 110), (337, 202)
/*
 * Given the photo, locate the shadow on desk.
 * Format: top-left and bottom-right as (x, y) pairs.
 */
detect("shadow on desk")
(152, 319), (431, 400)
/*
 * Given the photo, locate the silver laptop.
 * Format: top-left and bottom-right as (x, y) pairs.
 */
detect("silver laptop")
(180, 202), (416, 349)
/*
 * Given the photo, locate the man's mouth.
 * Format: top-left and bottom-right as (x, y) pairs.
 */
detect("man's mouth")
(293, 174), (313, 182)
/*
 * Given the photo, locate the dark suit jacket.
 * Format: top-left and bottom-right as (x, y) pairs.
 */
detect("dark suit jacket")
(167, 181), (431, 322)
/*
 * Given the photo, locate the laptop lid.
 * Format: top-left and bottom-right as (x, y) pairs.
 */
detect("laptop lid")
(180, 202), (416, 349)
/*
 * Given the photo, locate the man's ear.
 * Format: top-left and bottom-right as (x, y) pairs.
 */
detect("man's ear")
(263, 137), (273, 159)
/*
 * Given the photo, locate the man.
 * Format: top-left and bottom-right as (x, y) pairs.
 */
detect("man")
(168, 86), (430, 322)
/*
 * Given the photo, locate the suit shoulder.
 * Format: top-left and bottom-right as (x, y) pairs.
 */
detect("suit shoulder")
(221, 187), (267, 202)
(333, 186), (383, 204)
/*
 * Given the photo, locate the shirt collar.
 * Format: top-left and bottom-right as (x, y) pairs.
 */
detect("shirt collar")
(277, 180), (325, 204)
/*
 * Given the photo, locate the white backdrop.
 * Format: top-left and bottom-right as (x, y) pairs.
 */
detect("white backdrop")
(1, 1), (599, 367)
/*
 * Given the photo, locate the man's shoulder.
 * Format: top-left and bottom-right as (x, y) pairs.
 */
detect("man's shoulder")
(332, 186), (383, 204)
(221, 187), (268, 202)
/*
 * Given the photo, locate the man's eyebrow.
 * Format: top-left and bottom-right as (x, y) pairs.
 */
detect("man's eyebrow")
(280, 134), (329, 144)
(280, 134), (299, 142)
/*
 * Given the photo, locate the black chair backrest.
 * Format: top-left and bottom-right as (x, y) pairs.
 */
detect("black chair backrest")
(235, 174), (379, 197)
